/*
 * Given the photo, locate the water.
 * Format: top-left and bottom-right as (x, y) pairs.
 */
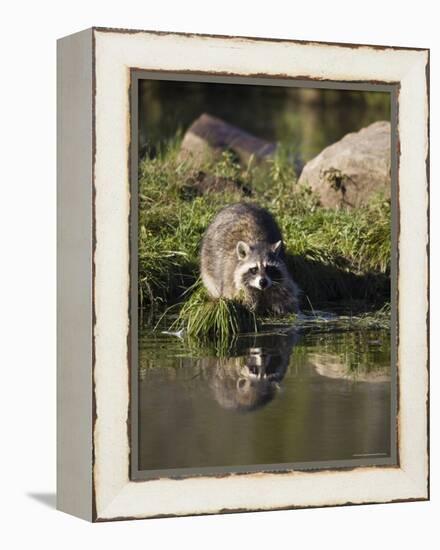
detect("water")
(137, 325), (392, 473)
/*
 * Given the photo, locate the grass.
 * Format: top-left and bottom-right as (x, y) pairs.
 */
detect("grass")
(138, 136), (391, 336)
(171, 281), (259, 341)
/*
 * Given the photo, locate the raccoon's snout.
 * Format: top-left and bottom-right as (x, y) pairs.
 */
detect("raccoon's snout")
(246, 273), (272, 291)
(259, 277), (269, 290)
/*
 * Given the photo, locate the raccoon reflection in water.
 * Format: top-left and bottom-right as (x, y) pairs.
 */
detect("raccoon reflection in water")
(201, 203), (300, 315)
(200, 330), (299, 412)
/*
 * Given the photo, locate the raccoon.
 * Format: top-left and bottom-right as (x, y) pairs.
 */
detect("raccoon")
(200, 203), (299, 315)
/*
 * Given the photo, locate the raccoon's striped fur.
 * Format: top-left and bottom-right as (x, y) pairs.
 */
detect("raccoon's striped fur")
(200, 203), (299, 315)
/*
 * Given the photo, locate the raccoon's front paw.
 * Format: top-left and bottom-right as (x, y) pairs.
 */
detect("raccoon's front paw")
(271, 299), (298, 316)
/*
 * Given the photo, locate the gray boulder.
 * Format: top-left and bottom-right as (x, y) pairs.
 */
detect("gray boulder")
(298, 121), (391, 208)
(179, 113), (276, 167)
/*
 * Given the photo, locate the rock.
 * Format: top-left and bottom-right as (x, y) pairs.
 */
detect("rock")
(179, 113), (276, 167)
(309, 353), (390, 383)
(298, 121), (391, 208)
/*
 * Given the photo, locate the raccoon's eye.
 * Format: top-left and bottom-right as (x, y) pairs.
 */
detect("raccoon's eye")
(249, 267), (258, 275)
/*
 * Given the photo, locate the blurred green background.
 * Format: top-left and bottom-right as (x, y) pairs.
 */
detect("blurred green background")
(139, 80), (391, 162)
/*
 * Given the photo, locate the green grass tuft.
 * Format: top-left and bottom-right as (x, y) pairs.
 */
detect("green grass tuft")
(173, 282), (259, 342)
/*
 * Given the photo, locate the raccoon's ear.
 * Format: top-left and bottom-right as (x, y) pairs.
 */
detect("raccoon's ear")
(271, 240), (282, 256)
(236, 241), (250, 260)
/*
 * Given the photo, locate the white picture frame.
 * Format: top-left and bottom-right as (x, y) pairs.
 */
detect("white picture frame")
(57, 27), (429, 522)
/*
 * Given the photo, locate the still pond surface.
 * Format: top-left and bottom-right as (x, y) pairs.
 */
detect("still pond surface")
(138, 320), (392, 472)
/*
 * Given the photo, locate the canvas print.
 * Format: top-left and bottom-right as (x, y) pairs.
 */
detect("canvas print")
(134, 78), (396, 476)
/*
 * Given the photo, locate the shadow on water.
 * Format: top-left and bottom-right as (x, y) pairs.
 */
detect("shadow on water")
(138, 323), (392, 472)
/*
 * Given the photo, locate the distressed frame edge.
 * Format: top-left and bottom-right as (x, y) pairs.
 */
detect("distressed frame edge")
(81, 28), (429, 522)
(424, 48), (430, 502)
(94, 495), (429, 523)
(92, 25), (429, 53)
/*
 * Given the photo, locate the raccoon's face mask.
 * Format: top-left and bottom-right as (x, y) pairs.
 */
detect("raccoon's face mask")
(236, 241), (283, 291)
